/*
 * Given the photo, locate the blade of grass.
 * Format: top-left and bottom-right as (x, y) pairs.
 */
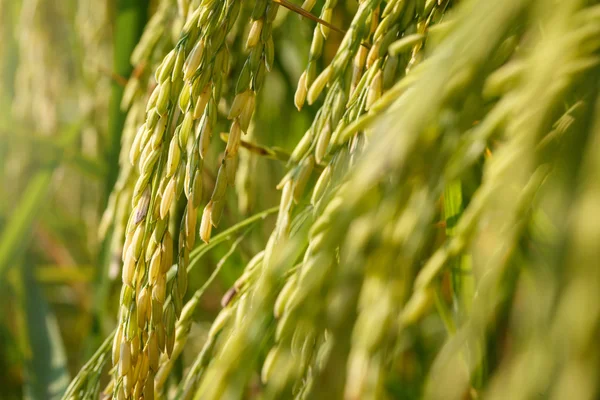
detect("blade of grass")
(21, 258), (70, 400)
(443, 180), (474, 320)
(0, 121), (82, 279)
(105, 0), (148, 200)
(443, 180), (482, 388)
(34, 265), (95, 284)
(273, 0), (346, 35)
(0, 171), (53, 279)
(0, 130), (107, 179)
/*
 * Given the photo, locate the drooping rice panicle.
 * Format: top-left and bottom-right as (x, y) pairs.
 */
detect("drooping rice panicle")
(38, 1), (600, 400)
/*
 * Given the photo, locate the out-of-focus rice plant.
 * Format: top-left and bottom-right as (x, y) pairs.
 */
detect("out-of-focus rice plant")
(0, 0), (599, 399)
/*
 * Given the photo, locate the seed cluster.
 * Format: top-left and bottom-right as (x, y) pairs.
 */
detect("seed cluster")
(180, 0), (600, 399)
(254, 1), (453, 395)
(59, 0), (600, 399)
(106, 0), (285, 398)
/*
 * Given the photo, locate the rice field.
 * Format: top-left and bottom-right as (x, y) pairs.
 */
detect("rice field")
(0, 0), (599, 399)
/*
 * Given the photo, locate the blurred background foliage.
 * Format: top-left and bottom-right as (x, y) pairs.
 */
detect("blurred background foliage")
(0, 0), (599, 399)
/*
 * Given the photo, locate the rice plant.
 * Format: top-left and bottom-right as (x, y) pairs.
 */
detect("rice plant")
(1, 0), (599, 399)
